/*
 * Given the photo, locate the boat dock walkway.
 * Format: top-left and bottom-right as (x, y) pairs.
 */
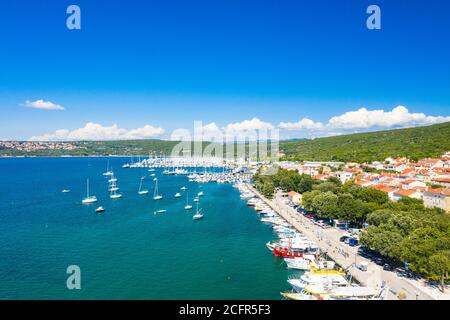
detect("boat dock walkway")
(248, 185), (437, 300)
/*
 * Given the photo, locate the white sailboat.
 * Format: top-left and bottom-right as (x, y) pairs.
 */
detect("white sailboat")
(103, 160), (113, 176)
(153, 178), (163, 200)
(197, 191), (204, 197)
(193, 198), (204, 220)
(82, 179), (97, 204)
(110, 187), (123, 199)
(180, 186), (187, 191)
(174, 192), (182, 198)
(138, 177), (149, 195)
(184, 192), (193, 210)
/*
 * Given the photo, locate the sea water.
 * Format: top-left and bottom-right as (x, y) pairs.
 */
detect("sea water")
(0, 157), (298, 299)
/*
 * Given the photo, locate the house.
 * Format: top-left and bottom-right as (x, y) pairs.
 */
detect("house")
(423, 188), (450, 212)
(287, 191), (302, 204)
(354, 180), (373, 187)
(339, 171), (353, 184)
(401, 180), (426, 190)
(371, 185), (398, 201)
(431, 177), (450, 188)
(393, 189), (422, 202)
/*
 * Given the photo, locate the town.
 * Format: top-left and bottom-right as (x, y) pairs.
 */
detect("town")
(276, 152), (450, 213)
(0, 141), (78, 154)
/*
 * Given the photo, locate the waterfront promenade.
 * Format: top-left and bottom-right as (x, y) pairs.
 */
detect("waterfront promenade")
(248, 186), (445, 300)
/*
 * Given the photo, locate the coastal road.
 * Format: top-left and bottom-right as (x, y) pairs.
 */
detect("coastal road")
(249, 186), (437, 300)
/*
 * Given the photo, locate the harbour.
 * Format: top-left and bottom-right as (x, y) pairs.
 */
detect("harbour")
(0, 156), (295, 299)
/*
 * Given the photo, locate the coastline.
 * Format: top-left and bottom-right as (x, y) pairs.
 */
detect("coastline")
(247, 184), (438, 300)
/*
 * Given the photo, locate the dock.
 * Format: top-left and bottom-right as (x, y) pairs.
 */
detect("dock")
(248, 185), (435, 300)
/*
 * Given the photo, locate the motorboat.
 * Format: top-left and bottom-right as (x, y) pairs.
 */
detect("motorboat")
(95, 206), (105, 213)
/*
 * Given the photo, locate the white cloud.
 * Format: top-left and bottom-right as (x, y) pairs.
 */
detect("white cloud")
(279, 118), (325, 130)
(328, 106), (450, 129)
(29, 122), (164, 141)
(278, 106), (450, 138)
(224, 118), (274, 132)
(22, 99), (65, 111)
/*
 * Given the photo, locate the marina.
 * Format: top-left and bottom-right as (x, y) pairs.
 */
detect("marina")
(0, 156), (439, 300)
(233, 183), (388, 300)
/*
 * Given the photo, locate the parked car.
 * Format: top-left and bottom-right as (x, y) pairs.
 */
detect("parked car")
(375, 257), (384, 266)
(357, 261), (369, 271)
(383, 263), (393, 271)
(357, 247), (372, 258)
(349, 238), (359, 247)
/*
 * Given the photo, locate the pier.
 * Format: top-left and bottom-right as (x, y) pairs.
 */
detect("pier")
(248, 185), (437, 300)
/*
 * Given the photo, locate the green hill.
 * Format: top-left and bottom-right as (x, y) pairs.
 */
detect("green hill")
(279, 122), (450, 163)
(2, 122), (449, 162)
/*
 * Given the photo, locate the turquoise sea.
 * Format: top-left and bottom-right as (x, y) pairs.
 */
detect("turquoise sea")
(0, 157), (297, 299)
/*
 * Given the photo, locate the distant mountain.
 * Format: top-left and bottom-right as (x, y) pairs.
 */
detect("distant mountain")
(279, 122), (450, 163)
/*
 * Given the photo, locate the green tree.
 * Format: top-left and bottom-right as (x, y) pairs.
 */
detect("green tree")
(427, 252), (450, 293)
(311, 191), (338, 219)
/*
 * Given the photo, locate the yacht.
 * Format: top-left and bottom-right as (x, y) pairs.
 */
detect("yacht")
(110, 188), (123, 199)
(138, 177), (149, 195)
(82, 179), (98, 204)
(103, 161), (113, 176)
(193, 198), (204, 220)
(62, 189), (71, 193)
(287, 270), (349, 292)
(184, 193), (193, 210)
(281, 284), (380, 300)
(153, 178), (163, 200)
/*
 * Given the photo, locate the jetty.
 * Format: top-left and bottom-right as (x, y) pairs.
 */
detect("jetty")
(248, 185), (435, 301)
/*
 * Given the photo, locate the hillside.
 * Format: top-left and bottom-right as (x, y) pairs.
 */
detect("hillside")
(2, 122), (449, 162)
(279, 122), (450, 163)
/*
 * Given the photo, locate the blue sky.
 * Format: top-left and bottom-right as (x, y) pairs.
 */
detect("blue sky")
(0, 0), (449, 140)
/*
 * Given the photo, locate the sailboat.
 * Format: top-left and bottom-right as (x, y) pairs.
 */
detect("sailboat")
(82, 179), (98, 204)
(193, 198), (204, 220)
(174, 192), (182, 198)
(198, 191), (204, 197)
(184, 192), (193, 210)
(153, 178), (163, 200)
(138, 177), (149, 195)
(103, 160), (113, 176)
(180, 186), (187, 191)
(110, 186), (123, 199)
